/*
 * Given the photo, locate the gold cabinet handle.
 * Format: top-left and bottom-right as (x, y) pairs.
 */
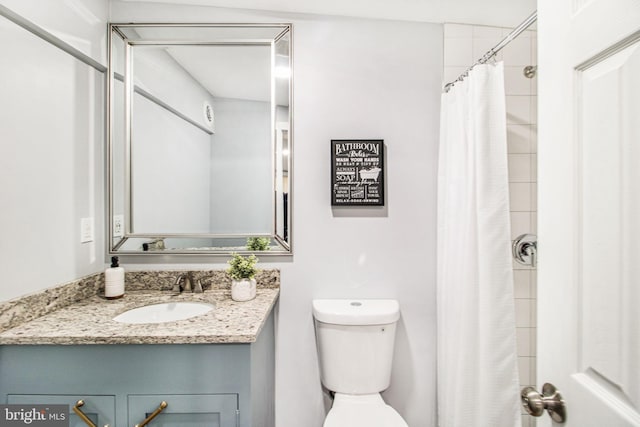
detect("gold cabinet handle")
(73, 400), (97, 427)
(135, 401), (168, 427)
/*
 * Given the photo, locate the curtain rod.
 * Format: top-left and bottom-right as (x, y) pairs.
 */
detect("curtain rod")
(443, 11), (537, 92)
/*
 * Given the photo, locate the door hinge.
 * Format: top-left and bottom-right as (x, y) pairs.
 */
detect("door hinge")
(236, 409), (240, 427)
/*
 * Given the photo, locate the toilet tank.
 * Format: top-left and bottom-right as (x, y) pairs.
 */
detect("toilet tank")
(312, 299), (400, 394)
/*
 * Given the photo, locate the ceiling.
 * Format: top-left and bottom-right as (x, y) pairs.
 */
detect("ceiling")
(118, 0), (537, 28)
(168, 45), (272, 102)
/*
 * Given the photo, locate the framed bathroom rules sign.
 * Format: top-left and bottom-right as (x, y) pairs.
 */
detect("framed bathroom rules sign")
(331, 139), (385, 206)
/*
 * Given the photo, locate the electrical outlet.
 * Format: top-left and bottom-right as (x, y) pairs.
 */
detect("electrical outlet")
(113, 215), (124, 238)
(80, 217), (94, 243)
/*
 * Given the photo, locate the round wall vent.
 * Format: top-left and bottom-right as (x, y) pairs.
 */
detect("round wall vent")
(203, 101), (214, 129)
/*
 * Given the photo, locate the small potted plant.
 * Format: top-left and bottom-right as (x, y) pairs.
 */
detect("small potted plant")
(246, 236), (271, 251)
(227, 253), (259, 301)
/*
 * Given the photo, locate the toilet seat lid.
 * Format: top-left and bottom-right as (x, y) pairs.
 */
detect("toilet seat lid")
(324, 400), (408, 427)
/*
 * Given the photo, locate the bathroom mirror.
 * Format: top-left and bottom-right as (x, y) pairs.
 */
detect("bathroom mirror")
(108, 23), (292, 255)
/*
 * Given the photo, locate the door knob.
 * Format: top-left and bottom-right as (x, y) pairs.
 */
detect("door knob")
(521, 383), (566, 423)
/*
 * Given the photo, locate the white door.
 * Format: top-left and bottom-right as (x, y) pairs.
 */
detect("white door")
(537, 0), (640, 425)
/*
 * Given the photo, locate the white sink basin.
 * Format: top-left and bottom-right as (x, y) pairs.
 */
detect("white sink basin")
(113, 302), (214, 324)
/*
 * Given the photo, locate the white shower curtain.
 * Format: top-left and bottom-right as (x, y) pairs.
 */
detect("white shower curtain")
(437, 62), (522, 427)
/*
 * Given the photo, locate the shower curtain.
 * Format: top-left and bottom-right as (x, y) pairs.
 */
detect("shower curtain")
(437, 62), (522, 427)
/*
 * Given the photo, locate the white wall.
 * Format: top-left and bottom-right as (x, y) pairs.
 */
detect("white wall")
(0, 0), (108, 301)
(132, 46), (217, 129)
(132, 93), (212, 234)
(0, 0), (106, 61)
(111, 42), (217, 237)
(209, 97), (272, 234)
(282, 19), (440, 427)
(111, 3), (442, 426)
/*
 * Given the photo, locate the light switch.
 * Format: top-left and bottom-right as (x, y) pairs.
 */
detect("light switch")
(113, 215), (124, 238)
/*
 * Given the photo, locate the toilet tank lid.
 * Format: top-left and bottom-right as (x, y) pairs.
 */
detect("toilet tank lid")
(312, 299), (400, 325)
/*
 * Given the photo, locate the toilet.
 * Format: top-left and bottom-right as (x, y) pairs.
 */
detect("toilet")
(312, 299), (409, 427)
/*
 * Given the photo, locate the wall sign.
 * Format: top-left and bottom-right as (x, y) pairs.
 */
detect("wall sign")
(331, 139), (385, 206)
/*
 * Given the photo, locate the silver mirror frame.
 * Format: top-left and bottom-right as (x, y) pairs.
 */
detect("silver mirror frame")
(107, 23), (293, 256)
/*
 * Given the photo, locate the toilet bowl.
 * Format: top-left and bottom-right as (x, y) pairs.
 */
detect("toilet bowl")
(312, 299), (408, 427)
(323, 393), (408, 427)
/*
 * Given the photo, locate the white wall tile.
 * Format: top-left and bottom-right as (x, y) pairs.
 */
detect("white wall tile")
(530, 270), (537, 296)
(511, 212), (531, 239)
(531, 183), (537, 212)
(474, 25), (503, 38)
(530, 125), (538, 153)
(531, 327), (537, 355)
(505, 66), (532, 95)
(530, 212), (538, 234)
(510, 182), (532, 211)
(507, 124), (531, 153)
(502, 37), (532, 66)
(517, 327), (532, 356)
(508, 154), (532, 182)
(531, 96), (538, 125)
(531, 71), (537, 94)
(444, 23), (473, 38)
(513, 270), (531, 298)
(444, 37), (474, 66)
(530, 356), (537, 387)
(531, 36), (538, 64)
(513, 257), (533, 271)
(518, 356), (532, 384)
(515, 299), (532, 328)
(531, 299), (537, 326)
(506, 96), (532, 125)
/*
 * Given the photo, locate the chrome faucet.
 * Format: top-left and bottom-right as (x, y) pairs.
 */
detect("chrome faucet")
(172, 273), (203, 293)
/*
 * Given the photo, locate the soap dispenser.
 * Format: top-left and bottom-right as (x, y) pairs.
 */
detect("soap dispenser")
(105, 256), (125, 299)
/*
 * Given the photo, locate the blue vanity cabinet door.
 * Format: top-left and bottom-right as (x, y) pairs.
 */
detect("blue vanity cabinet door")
(128, 394), (238, 427)
(7, 394), (116, 427)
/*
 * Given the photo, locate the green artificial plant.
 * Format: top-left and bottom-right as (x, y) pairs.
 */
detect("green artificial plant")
(227, 253), (259, 280)
(246, 237), (271, 251)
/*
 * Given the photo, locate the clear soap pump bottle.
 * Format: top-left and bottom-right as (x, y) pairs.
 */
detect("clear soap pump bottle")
(105, 256), (125, 299)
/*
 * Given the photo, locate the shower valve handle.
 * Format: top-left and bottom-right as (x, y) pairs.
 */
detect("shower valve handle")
(513, 233), (537, 267)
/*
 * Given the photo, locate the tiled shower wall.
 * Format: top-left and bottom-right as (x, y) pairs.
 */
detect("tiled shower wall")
(443, 23), (538, 427)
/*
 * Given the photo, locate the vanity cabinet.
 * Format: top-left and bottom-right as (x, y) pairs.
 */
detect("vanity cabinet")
(0, 313), (274, 427)
(128, 394), (238, 426)
(7, 395), (115, 427)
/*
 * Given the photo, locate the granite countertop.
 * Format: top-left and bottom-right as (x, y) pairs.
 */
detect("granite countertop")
(0, 272), (279, 345)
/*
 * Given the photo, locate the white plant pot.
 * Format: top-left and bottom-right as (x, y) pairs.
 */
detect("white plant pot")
(231, 278), (257, 302)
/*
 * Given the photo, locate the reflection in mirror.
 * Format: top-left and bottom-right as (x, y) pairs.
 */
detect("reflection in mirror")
(275, 32), (290, 242)
(108, 24), (292, 255)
